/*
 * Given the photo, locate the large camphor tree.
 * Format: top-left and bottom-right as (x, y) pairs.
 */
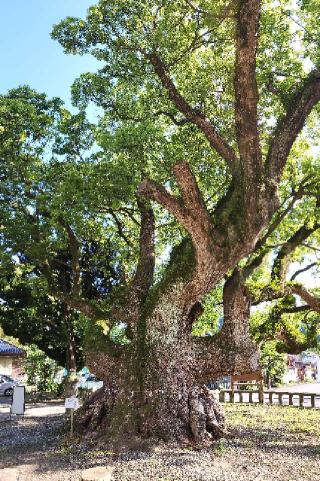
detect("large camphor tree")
(34, 0), (320, 442)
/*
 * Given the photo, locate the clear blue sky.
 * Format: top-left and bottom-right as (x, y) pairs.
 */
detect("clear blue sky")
(0, 1), (99, 109)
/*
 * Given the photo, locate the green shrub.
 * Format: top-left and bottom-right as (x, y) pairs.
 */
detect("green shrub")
(24, 345), (62, 393)
(260, 341), (287, 387)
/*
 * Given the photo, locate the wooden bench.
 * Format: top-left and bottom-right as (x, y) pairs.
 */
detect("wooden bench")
(230, 371), (264, 404)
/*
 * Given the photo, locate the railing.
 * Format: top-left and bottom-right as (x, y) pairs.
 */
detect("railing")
(219, 389), (320, 408)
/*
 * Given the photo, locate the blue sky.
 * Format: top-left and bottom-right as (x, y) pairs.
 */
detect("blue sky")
(0, 1), (99, 109)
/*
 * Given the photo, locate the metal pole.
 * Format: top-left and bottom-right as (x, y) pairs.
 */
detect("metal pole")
(70, 408), (74, 436)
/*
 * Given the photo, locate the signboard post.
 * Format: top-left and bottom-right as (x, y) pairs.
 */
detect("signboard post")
(65, 396), (80, 435)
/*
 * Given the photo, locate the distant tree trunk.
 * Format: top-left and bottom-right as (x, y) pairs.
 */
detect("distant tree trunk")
(64, 305), (78, 399)
(60, 302), (77, 372)
(66, 316), (77, 372)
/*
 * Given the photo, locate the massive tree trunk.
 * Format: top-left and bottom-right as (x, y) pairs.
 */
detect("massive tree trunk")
(79, 252), (261, 445)
(76, 160), (278, 445)
(80, 283), (226, 444)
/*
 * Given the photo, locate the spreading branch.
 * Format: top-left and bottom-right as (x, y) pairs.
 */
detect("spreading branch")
(172, 162), (212, 233)
(266, 70), (320, 182)
(290, 285), (320, 313)
(271, 223), (320, 283)
(64, 296), (108, 321)
(148, 52), (239, 174)
(241, 176), (316, 279)
(290, 262), (318, 281)
(108, 209), (133, 246)
(139, 162), (213, 247)
(138, 177), (189, 230)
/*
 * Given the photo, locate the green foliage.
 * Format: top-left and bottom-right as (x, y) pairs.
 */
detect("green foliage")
(24, 345), (61, 393)
(109, 323), (131, 345)
(0, 271), (86, 366)
(260, 341), (287, 387)
(192, 286), (223, 336)
(251, 297), (320, 355)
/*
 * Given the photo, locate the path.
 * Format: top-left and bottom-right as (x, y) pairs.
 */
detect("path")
(0, 401), (81, 481)
(274, 383), (320, 394)
(0, 401), (319, 481)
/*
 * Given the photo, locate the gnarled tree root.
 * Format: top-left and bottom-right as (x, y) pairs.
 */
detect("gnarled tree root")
(189, 386), (225, 443)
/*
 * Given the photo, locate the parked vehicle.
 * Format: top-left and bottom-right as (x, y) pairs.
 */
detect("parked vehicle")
(0, 374), (19, 396)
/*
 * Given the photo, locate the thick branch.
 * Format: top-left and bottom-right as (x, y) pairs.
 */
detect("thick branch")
(139, 162), (215, 259)
(280, 305), (310, 314)
(64, 296), (108, 321)
(39, 262), (106, 320)
(253, 283), (320, 315)
(139, 162), (221, 306)
(271, 223), (320, 282)
(138, 178), (189, 229)
(148, 53), (239, 174)
(234, 0), (262, 177)
(266, 70), (320, 182)
(290, 285), (320, 313)
(110, 197), (155, 328)
(172, 162), (212, 233)
(132, 197), (155, 301)
(220, 270), (252, 342)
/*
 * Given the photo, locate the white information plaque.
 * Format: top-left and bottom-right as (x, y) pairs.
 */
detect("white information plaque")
(65, 396), (80, 410)
(11, 385), (25, 415)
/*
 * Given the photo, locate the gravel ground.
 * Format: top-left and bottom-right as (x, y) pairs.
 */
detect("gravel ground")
(0, 402), (319, 481)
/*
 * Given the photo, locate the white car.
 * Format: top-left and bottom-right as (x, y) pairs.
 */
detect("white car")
(0, 374), (19, 396)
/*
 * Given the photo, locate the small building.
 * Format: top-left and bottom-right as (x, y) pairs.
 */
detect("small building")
(0, 339), (25, 379)
(284, 352), (320, 384)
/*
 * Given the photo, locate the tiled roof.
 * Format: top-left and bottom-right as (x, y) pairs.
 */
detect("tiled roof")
(0, 339), (25, 356)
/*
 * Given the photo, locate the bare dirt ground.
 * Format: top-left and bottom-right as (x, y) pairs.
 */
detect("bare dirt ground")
(0, 402), (319, 481)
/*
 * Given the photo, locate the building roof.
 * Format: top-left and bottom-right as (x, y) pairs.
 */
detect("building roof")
(0, 339), (25, 357)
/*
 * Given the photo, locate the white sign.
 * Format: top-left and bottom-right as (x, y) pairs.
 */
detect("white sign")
(65, 396), (80, 410)
(11, 385), (25, 415)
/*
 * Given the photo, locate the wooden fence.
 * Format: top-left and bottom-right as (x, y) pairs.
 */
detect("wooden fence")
(219, 389), (320, 408)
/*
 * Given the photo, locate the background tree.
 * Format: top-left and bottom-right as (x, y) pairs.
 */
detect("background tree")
(0, 87), (126, 371)
(259, 341), (287, 388)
